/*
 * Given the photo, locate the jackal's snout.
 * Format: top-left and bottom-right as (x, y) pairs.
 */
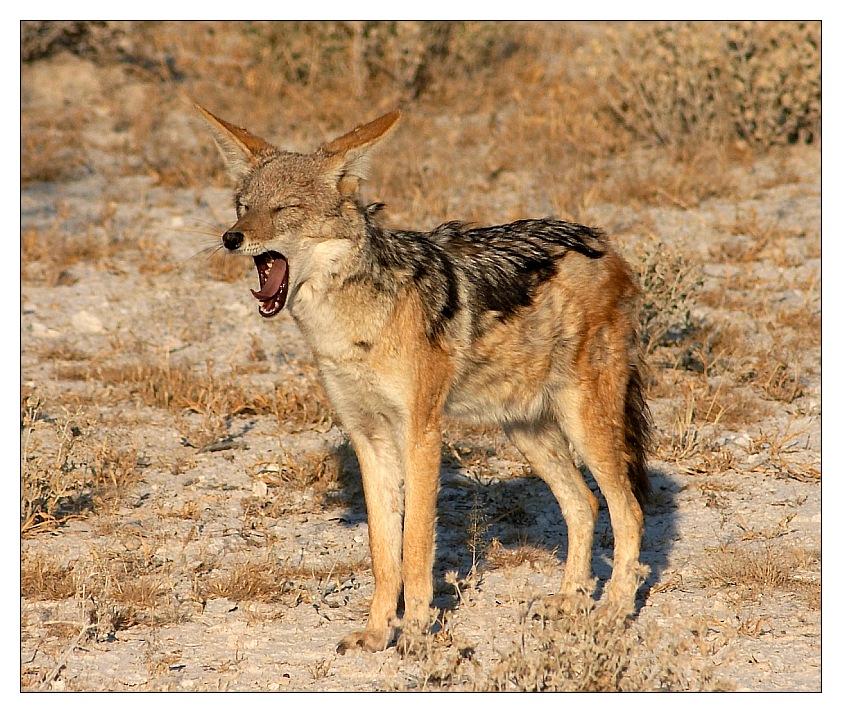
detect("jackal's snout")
(222, 230), (244, 251)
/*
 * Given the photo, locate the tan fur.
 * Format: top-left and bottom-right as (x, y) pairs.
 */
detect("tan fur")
(196, 105), (651, 653)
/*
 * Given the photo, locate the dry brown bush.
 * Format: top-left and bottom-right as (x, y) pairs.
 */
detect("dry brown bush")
(594, 21), (820, 150)
(635, 240), (704, 352)
(725, 22), (821, 147)
(21, 22), (820, 205)
(483, 598), (718, 691)
(396, 595), (720, 691)
(20, 21), (130, 62)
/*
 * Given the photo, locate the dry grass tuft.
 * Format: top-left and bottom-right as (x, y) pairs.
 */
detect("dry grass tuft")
(484, 539), (559, 571)
(271, 363), (336, 433)
(21, 398), (141, 535)
(58, 355), (333, 439)
(21, 546), (185, 635)
(743, 356), (804, 403)
(598, 147), (737, 209)
(711, 206), (806, 266)
(87, 360), (239, 413)
(207, 249), (252, 283)
(198, 561), (304, 604)
(245, 445), (351, 518)
(396, 612), (478, 690)
(701, 542), (820, 608)
(21, 199), (170, 284)
(20, 555), (78, 600)
(197, 557), (363, 605)
(655, 375), (772, 462)
(21, 111), (90, 185)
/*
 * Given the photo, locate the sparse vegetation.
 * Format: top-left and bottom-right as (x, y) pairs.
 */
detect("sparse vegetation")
(21, 21), (820, 691)
(635, 240), (704, 352)
(197, 558), (364, 605)
(21, 397), (141, 535)
(394, 595), (721, 691)
(701, 542), (820, 609)
(481, 596), (719, 692)
(596, 21), (820, 151)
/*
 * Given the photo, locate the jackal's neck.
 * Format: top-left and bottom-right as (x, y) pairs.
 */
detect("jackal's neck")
(360, 213), (409, 275)
(356, 209), (461, 340)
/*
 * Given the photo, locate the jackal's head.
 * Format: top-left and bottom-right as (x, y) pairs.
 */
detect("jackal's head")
(196, 105), (401, 317)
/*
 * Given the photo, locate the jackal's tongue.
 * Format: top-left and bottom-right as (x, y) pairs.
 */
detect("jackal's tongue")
(251, 252), (289, 318)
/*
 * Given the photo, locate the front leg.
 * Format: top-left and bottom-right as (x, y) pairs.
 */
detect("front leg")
(337, 425), (404, 654)
(336, 416), (442, 653)
(401, 422), (442, 632)
(329, 296), (452, 652)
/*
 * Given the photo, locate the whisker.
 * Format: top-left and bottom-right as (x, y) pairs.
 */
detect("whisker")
(191, 217), (224, 229)
(169, 226), (221, 239)
(160, 222), (223, 263)
(184, 244), (225, 266)
(159, 220), (248, 279)
(164, 216), (223, 237)
(180, 245), (251, 285)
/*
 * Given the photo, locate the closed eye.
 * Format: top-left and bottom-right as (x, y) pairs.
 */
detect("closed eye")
(272, 204), (301, 214)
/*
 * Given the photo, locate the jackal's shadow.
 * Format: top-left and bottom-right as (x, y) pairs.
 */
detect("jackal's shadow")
(330, 445), (678, 617)
(432, 465), (678, 612)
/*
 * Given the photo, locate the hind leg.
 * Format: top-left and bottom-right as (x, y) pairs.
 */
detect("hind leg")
(504, 419), (599, 599)
(561, 383), (647, 615)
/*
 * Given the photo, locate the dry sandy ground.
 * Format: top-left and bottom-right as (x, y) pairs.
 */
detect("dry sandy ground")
(20, 52), (821, 692)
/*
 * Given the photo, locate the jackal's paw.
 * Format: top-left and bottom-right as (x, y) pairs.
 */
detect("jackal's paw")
(336, 627), (393, 654)
(598, 588), (641, 621)
(599, 587), (642, 620)
(601, 563), (650, 618)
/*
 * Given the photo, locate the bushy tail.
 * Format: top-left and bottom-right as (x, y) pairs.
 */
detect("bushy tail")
(625, 361), (651, 506)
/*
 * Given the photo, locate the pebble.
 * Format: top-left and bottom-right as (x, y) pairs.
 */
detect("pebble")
(30, 322), (59, 338)
(72, 310), (105, 333)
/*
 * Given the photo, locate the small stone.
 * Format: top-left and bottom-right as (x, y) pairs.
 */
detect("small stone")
(31, 322), (59, 338)
(72, 310), (105, 333)
(252, 480), (269, 497)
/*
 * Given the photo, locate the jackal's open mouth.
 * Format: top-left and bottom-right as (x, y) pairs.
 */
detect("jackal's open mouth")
(251, 251), (289, 318)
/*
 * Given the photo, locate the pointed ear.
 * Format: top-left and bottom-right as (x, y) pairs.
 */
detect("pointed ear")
(321, 110), (401, 194)
(195, 104), (275, 182)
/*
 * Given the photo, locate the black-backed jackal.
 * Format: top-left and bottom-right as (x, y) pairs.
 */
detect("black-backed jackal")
(196, 106), (651, 653)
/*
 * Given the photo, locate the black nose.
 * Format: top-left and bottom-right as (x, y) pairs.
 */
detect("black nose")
(222, 231), (244, 250)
